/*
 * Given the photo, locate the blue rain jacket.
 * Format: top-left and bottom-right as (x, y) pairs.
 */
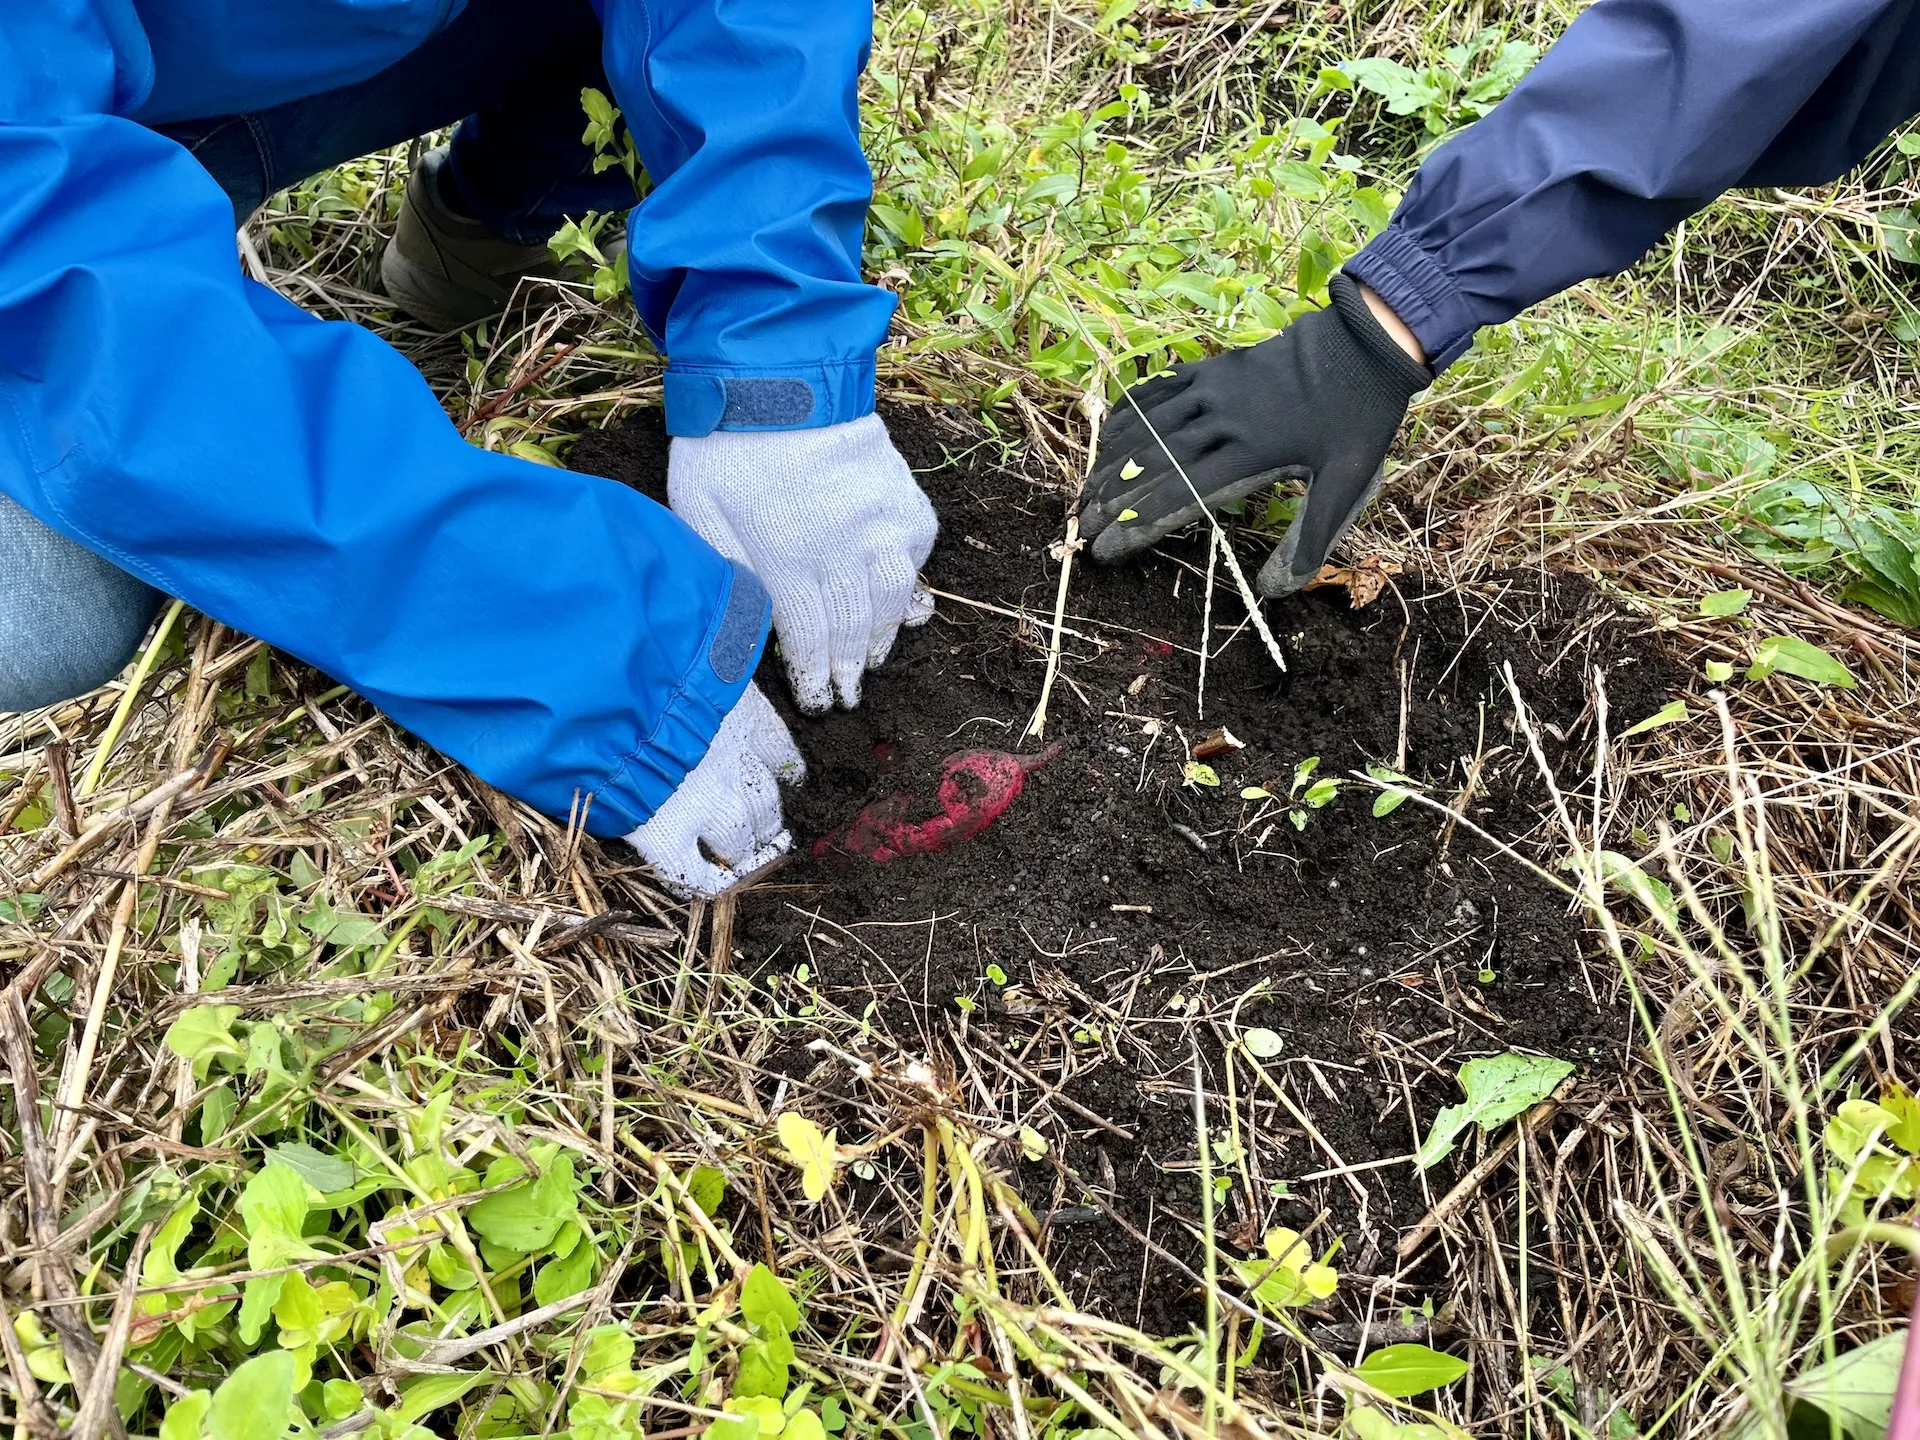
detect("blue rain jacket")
(1347, 0), (1920, 369)
(0, 1), (894, 836)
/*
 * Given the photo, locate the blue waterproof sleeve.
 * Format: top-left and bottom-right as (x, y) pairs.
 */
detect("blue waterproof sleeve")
(0, 6), (769, 838)
(1345, 0), (1920, 368)
(595, 0), (897, 436)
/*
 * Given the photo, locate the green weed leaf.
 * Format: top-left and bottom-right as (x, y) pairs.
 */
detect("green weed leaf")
(777, 1113), (838, 1203)
(468, 1148), (578, 1252)
(159, 1390), (211, 1440)
(269, 1142), (354, 1195)
(1232, 1227), (1336, 1315)
(534, 1235), (598, 1306)
(1417, 1053), (1573, 1170)
(1783, 1330), (1907, 1440)
(742, 1263), (802, 1334)
(1621, 700), (1690, 738)
(208, 1351), (296, 1440)
(162, 1005), (244, 1078)
(686, 1165), (727, 1217)
(1699, 587), (1751, 618)
(1591, 851), (1680, 929)
(395, 1370), (492, 1424)
(1353, 1343), (1470, 1398)
(1747, 635), (1856, 689)
(1183, 761), (1220, 788)
(1241, 1028), (1284, 1059)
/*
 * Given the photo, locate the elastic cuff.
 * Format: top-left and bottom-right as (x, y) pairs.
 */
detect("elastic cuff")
(662, 356), (877, 437)
(585, 560), (771, 835)
(1343, 227), (1481, 372)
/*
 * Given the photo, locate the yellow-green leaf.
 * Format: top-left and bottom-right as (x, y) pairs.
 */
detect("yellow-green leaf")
(1748, 635), (1856, 688)
(1621, 699), (1689, 737)
(1353, 1343), (1469, 1398)
(776, 1113), (838, 1203)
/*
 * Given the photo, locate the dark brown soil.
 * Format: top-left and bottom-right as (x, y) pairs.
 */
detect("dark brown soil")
(570, 406), (1679, 1332)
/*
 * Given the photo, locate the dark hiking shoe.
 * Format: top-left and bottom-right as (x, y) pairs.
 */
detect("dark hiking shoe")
(380, 146), (565, 330)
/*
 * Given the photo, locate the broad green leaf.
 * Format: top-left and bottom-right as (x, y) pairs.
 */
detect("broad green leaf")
(777, 1113), (838, 1203)
(162, 1005), (244, 1077)
(395, 1370), (491, 1424)
(1783, 1330), (1908, 1440)
(1417, 1053), (1574, 1170)
(1348, 1404), (1455, 1440)
(1183, 761), (1220, 787)
(1699, 588), (1751, 618)
(741, 1263), (802, 1334)
(580, 1324), (635, 1380)
(208, 1351), (296, 1440)
(468, 1149), (577, 1252)
(686, 1165), (727, 1217)
(1748, 635), (1856, 689)
(1365, 763), (1419, 817)
(1233, 1227), (1337, 1315)
(1242, 1028), (1284, 1059)
(534, 1236), (598, 1306)
(1882, 1085), (1920, 1153)
(1621, 700), (1689, 738)
(322, 1380), (363, 1421)
(237, 1162), (313, 1274)
(1353, 1343), (1470, 1398)
(1705, 660), (1735, 683)
(1291, 756), (1321, 793)
(785, 1411), (829, 1440)
(1019, 1126), (1050, 1160)
(270, 1142), (354, 1195)
(1302, 777), (1340, 808)
(721, 1394), (788, 1440)
(159, 1390), (212, 1440)
(1592, 851), (1680, 929)
(1241, 786), (1275, 801)
(735, 1316), (793, 1400)
(1881, 207), (1920, 264)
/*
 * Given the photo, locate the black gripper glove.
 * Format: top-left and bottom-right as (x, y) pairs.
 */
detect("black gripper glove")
(1079, 272), (1432, 596)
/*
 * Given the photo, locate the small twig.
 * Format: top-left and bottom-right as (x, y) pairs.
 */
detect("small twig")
(44, 741), (77, 840)
(1396, 1090), (1572, 1259)
(30, 741), (228, 890)
(460, 341), (583, 437)
(1026, 392), (1103, 739)
(78, 598), (184, 797)
(1198, 529), (1218, 720)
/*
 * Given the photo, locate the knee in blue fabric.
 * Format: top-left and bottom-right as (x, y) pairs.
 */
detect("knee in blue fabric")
(0, 494), (165, 713)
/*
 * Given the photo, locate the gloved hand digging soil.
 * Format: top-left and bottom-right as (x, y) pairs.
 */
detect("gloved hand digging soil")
(1078, 274), (1431, 595)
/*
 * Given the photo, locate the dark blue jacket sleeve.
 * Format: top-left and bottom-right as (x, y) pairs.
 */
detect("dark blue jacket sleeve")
(597, 0), (897, 436)
(1345, 0), (1920, 368)
(0, 5), (769, 838)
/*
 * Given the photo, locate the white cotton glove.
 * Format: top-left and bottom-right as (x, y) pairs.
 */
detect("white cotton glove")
(625, 684), (806, 900)
(669, 414), (938, 713)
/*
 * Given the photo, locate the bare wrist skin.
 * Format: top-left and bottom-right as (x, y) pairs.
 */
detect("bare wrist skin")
(1358, 283), (1427, 365)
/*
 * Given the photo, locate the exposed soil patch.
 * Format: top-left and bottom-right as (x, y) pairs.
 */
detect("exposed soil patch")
(571, 406), (1680, 1332)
